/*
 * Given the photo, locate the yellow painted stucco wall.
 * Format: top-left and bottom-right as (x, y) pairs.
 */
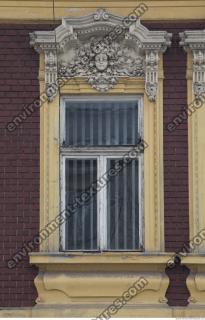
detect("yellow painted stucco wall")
(0, 0), (204, 22)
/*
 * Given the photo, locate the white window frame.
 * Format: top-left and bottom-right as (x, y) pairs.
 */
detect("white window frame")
(60, 95), (144, 252)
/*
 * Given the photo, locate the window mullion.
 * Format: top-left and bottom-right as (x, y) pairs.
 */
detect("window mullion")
(97, 156), (102, 250)
(103, 156), (108, 250)
(60, 156), (66, 251)
(98, 156), (107, 251)
(138, 154), (143, 249)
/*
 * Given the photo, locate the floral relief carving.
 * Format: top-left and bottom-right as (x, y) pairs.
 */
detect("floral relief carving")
(58, 40), (145, 92)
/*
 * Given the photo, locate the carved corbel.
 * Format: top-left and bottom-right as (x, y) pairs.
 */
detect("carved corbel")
(45, 49), (58, 101)
(186, 265), (205, 305)
(180, 30), (205, 99)
(145, 50), (159, 102)
(192, 50), (205, 99)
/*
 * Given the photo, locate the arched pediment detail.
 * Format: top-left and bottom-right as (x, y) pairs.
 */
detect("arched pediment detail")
(30, 8), (172, 101)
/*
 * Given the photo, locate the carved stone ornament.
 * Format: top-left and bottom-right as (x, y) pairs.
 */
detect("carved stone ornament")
(180, 30), (205, 99)
(58, 39), (145, 93)
(30, 9), (172, 102)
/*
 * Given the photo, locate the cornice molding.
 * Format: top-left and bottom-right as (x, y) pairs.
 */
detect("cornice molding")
(30, 8), (172, 101)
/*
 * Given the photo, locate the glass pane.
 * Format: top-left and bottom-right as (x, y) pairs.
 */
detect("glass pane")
(107, 158), (139, 250)
(65, 100), (139, 146)
(65, 159), (97, 250)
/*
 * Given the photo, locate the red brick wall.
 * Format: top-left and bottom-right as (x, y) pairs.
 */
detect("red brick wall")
(0, 24), (54, 307)
(162, 24), (190, 306)
(0, 21), (204, 308)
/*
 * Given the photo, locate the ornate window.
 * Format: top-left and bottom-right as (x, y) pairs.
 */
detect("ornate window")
(29, 9), (172, 314)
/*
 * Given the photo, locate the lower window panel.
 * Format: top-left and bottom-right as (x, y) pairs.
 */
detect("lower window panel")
(65, 159), (98, 250)
(107, 159), (139, 250)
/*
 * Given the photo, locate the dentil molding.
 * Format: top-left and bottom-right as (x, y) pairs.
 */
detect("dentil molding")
(30, 8), (172, 102)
